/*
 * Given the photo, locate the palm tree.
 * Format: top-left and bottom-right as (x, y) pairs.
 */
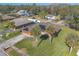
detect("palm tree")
(31, 25), (41, 47)
(0, 15), (2, 22)
(4, 21), (15, 29)
(45, 24), (55, 44)
(65, 33), (79, 54)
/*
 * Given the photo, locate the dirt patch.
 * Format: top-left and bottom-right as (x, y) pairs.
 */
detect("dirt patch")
(32, 40), (38, 47)
(4, 47), (13, 54)
(20, 48), (27, 53)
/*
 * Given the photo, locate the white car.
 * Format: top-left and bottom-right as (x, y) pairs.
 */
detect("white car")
(28, 19), (40, 23)
(36, 20), (40, 23)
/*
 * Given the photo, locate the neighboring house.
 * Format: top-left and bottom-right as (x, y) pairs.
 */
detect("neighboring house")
(45, 15), (61, 20)
(45, 15), (56, 20)
(2, 15), (15, 21)
(17, 10), (30, 16)
(11, 17), (35, 31)
(63, 15), (74, 20)
(29, 11), (34, 16)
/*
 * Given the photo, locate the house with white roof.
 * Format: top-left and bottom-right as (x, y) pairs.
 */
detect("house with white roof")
(17, 10), (30, 16)
(45, 14), (61, 20)
(45, 15), (56, 20)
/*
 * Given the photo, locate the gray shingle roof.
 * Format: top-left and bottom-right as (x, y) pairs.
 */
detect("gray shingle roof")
(11, 17), (32, 27)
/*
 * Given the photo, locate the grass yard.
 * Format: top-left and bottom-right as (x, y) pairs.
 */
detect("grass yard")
(0, 21), (20, 41)
(51, 27), (78, 56)
(12, 27), (79, 56)
(2, 30), (20, 40)
(8, 50), (20, 56)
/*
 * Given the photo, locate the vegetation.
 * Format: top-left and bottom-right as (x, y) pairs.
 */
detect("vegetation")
(2, 30), (20, 40)
(65, 33), (79, 54)
(14, 27), (78, 56)
(31, 25), (41, 46)
(0, 4), (79, 56)
(0, 4), (79, 19)
(38, 11), (48, 18)
(65, 16), (79, 30)
(0, 21), (15, 29)
(45, 25), (55, 43)
(8, 50), (20, 56)
(0, 16), (2, 22)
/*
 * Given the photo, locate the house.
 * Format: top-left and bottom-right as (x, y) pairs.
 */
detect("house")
(2, 15), (15, 21)
(11, 17), (35, 31)
(63, 15), (74, 20)
(17, 10), (30, 16)
(45, 15), (56, 20)
(45, 15), (61, 20)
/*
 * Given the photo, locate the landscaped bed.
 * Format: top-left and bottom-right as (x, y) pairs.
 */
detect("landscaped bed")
(9, 27), (78, 56)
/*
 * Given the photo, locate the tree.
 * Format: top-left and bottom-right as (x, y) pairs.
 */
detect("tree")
(0, 16), (2, 22)
(66, 16), (79, 30)
(65, 33), (79, 54)
(3, 21), (15, 29)
(31, 25), (41, 46)
(38, 11), (48, 19)
(45, 24), (55, 43)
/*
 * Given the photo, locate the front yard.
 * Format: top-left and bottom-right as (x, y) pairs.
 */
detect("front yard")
(7, 27), (78, 56)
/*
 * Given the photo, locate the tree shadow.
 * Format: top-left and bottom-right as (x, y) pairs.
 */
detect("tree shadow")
(37, 34), (49, 47)
(53, 29), (61, 37)
(51, 29), (62, 43)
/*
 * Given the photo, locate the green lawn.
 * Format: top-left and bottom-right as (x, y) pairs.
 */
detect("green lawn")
(13, 27), (78, 56)
(8, 50), (20, 56)
(2, 30), (20, 40)
(0, 21), (10, 29)
(0, 21), (20, 41)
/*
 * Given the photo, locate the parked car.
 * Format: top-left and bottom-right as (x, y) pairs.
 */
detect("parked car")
(28, 18), (40, 23)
